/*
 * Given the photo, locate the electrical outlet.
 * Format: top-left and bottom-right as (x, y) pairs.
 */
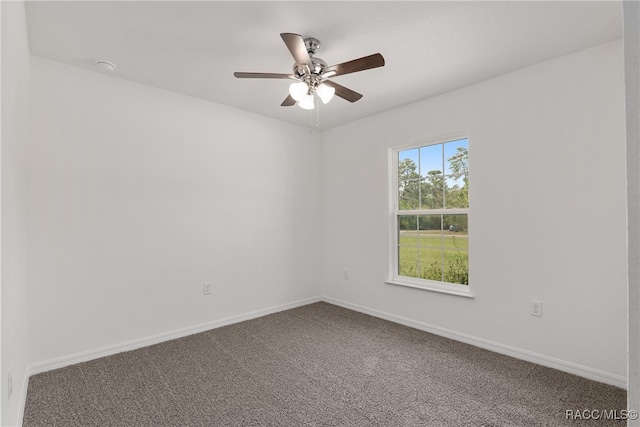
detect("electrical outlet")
(8, 368), (13, 399)
(530, 300), (542, 317)
(203, 282), (212, 295)
(343, 269), (349, 280)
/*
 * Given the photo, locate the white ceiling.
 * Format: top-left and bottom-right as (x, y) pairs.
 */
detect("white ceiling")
(25, 1), (623, 130)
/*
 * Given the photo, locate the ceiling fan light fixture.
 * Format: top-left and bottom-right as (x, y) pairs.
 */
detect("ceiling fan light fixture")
(234, 33), (385, 115)
(316, 83), (335, 104)
(298, 93), (315, 110)
(289, 81), (308, 102)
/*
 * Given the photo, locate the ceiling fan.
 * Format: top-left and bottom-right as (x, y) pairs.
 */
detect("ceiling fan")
(233, 33), (385, 110)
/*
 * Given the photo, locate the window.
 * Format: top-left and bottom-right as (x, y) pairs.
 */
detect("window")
(388, 135), (470, 296)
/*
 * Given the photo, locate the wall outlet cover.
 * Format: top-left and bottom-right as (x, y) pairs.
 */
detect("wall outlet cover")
(530, 300), (543, 317)
(203, 282), (212, 295)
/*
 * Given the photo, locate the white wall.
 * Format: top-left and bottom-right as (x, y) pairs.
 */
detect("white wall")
(321, 40), (627, 384)
(27, 57), (321, 366)
(625, 0), (640, 418)
(18, 23), (630, 422)
(1, 1), (31, 426)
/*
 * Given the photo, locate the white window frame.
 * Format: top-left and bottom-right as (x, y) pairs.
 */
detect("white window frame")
(386, 132), (473, 298)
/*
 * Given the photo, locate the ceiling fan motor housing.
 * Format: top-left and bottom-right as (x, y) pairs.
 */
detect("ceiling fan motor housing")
(293, 57), (327, 79)
(293, 37), (326, 79)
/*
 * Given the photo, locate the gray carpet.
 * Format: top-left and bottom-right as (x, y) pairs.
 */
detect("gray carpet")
(23, 302), (626, 426)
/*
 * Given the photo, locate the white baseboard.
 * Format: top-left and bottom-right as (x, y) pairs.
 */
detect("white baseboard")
(322, 296), (628, 390)
(27, 294), (626, 393)
(28, 296), (321, 376)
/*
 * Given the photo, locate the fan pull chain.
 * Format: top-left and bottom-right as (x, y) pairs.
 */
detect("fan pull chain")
(316, 100), (321, 130)
(307, 96), (321, 132)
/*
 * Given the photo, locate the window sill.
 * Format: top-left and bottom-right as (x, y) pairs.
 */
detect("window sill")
(385, 278), (474, 299)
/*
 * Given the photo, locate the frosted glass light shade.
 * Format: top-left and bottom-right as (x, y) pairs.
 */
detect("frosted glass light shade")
(316, 83), (335, 104)
(289, 82), (308, 102)
(298, 94), (315, 110)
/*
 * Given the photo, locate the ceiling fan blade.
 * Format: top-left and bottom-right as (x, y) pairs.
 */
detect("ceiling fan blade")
(234, 72), (294, 79)
(280, 33), (311, 67)
(323, 80), (363, 103)
(281, 95), (296, 107)
(323, 53), (385, 78)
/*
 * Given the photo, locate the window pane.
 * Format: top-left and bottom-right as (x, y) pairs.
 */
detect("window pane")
(398, 149), (420, 210)
(398, 215), (418, 279)
(443, 214), (467, 235)
(399, 148), (419, 164)
(417, 214), (442, 247)
(443, 249), (468, 285)
(419, 248), (443, 281)
(420, 175), (444, 209)
(444, 233), (468, 251)
(445, 176), (469, 208)
(420, 144), (443, 178)
(399, 179), (420, 210)
(398, 245), (419, 278)
(399, 215), (418, 233)
(444, 139), (468, 176)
